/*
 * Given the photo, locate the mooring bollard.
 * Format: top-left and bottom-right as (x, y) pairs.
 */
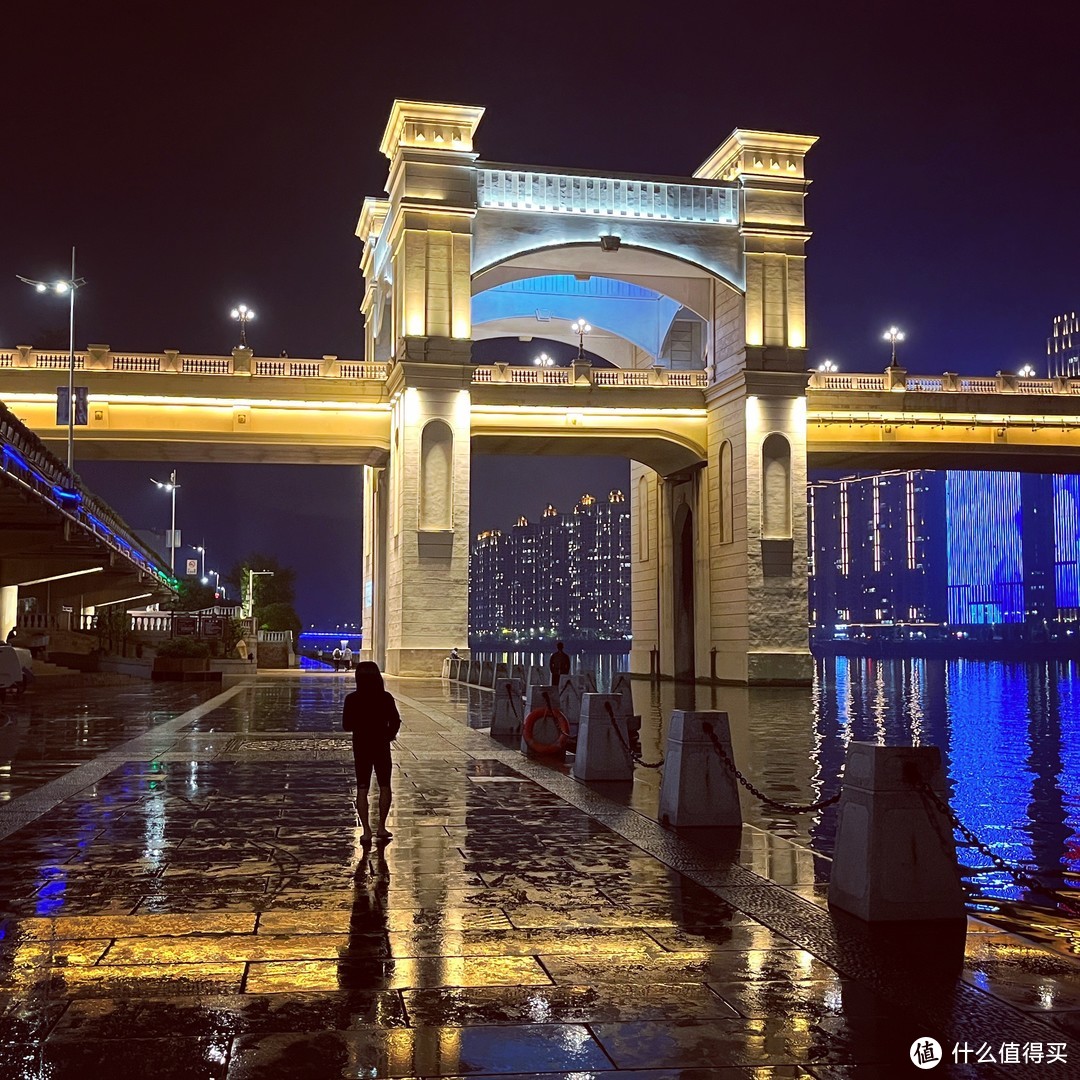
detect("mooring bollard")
(572, 694), (633, 781)
(609, 672), (634, 717)
(828, 743), (964, 923)
(526, 665), (545, 690)
(658, 710), (741, 828)
(491, 678), (524, 736)
(558, 673), (596, 735)
(521, 685), (564, 759)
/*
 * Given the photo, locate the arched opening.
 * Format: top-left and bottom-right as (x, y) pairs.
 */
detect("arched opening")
(420, 420), (454, 530)
(673, 502), (695, 680)
(762, 433), (792, 539)
(719, 440), (733, 544)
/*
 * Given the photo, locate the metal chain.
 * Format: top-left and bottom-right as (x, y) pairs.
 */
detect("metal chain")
(702, 721), (841, 814)
(604, 702), (664, 769)
(914, 779), (1080, 915)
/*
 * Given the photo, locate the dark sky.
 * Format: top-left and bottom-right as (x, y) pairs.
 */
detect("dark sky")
(4, 2), (1079, 626)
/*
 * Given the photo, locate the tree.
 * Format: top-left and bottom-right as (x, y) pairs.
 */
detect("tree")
(258, 602), (302, 636)
(227, 553), (302, 634)
(166, 579), (219, 612)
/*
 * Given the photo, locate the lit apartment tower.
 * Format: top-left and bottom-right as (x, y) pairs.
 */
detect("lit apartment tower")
(468, 530), (508, 636)
(533, 504), (571, 637)
(1048, 312), (1080, 378)
(507, 515), (539, 633)
(569, 491), (632, 637)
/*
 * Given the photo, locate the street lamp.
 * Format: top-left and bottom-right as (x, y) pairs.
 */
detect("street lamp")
(882, 326), (905, 367)
(202, 569), (223, 599)
(230, 304), (255, 348)
(246, 569), (274, 619)
(571, 318), (591, 361)
(16, 247), (86, 476)
(1018, 363), (1036, 378)
(817, 359), (838, 373)
(533, 352), (554, 367)
(191, 544), (206, 577)
(150, 470), (180, 572)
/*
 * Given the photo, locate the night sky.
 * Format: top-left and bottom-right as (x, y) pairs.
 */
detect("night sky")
(4, 3), (1078, 626)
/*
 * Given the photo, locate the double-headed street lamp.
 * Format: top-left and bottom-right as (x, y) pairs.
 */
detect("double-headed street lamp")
(191, 544), (206, 578)
(571, 318), (591, 361)
(202, 569), (224, 599)
(150, 470), (180, 572)
(16, 247), (86, 476)
(883, 326), (905, 367)
(231, 304), (255, 348)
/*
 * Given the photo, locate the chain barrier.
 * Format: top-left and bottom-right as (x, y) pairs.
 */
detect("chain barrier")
(913, 778), (1080, 916)
(701, 720), (841, 814)
(603, 701), (664, 769)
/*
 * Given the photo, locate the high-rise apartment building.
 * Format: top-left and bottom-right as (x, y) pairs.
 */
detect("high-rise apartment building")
(1048, 312), (1080, 378)
(469, 491), (631, 642)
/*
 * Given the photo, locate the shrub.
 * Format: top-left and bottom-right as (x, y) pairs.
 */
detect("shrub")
(156, 637), (211, 659)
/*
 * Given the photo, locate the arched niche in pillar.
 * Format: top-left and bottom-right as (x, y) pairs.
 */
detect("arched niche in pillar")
(672, 500), (695, 681)
(419, 419), (454, 530)
(761, 432), (792, 539)
(719, 440), (733, 544)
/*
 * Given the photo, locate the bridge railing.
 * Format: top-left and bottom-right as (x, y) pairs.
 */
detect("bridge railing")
(809, 370), (1080, 396)
(1, 346), (389, 382)
(472, 365), (709, 388)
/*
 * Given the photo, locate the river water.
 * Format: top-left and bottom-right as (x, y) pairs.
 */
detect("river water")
(474, 650), (1080, 944)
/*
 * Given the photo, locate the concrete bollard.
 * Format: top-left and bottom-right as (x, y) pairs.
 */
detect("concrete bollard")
(494, 662), (509, 684)
(658, 711), (741, 828)
(609, 671), (635, 717)
(466, 661), (480, 685)
(828, 743), (965, 923)
(558, 673), (597, 735)
(521, 684), (564, 758)
(449, 658), (462, 681)
(491, 678), (524, 736)
(572, 694), (633, 782)
(510, 663), (526, 685)
(480, 661), (494, 688)
(526, 666), (545, 690)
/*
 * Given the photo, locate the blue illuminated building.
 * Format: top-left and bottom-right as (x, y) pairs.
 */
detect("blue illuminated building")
(810, 470), (1078, 648)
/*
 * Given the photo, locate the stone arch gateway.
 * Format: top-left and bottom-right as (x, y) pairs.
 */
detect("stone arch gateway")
(356, 100), (817, 683)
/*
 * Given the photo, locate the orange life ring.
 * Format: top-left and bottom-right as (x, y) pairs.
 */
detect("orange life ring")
(522, 704), (571, 754)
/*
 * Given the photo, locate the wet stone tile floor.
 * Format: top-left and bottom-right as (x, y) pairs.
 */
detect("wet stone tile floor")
(0, 673), (1076, 1078)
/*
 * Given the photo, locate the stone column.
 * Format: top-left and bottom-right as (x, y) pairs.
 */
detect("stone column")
(360, 465), (387, 667)
(0, 585), (17, 640)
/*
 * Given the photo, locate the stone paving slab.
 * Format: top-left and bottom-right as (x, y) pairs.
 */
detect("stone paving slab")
(0, 673), (1075, 1077)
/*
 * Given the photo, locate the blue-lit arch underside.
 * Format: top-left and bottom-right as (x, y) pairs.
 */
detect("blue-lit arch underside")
(471, 274), (681, 358)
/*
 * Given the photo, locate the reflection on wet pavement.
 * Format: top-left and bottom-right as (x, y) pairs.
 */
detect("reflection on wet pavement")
(0, 672), (1076, 1077)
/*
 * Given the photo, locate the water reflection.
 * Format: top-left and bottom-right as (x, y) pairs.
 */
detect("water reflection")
(469, 654), (1080, 928)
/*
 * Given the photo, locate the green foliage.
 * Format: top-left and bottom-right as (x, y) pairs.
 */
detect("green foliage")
(167, 580), (219, 612)
(257, 602), (302, 635)
(227, 554), (297, 614)
(155, 637), (211, 658)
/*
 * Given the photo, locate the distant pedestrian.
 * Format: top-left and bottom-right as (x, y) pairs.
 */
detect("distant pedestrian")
(449, 648), (461, 660)
(343, 646), (354, 670)
(549, 640), (571, 685)
(332, 647), (342, 672)
(5, 627), (16, 644)
(342, 661), (400, 845)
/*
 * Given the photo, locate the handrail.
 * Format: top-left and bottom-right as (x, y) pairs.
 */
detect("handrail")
(808, 371), (1080, 396)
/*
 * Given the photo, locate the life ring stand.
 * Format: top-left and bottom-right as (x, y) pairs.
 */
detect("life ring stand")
(522, 702), (572, 754)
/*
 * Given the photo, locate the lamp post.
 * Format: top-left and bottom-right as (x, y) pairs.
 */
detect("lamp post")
(230, 304), (255, 348)
(192, 544), (206, 578)
(817, 359), (838, 373)
(246, 569), (274, 620)
(882, 326), (905, 367)
(16, 248), (86, 477)
(202, 569), (223, 599)
(1018, 363), (1036, 379)
(571, 318), (591, 361)
(532, 352), (554, 367)
(150, 471), (180, 572)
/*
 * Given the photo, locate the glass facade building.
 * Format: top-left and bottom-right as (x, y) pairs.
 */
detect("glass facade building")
(469, 491), (631, 644)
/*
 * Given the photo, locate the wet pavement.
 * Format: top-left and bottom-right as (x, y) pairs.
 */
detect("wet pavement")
(0, 673), (1077, 1077)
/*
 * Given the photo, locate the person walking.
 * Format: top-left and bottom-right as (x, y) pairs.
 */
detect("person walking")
(343, 645), (354, 670)
(342, 661), (400, 845)
(332, 647), (342, 672)
(549, 640), (571, 685)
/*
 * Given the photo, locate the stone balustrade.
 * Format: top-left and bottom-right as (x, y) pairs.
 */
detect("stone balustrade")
(471, 365), (709, 388)
(808, 370), (1080, 395)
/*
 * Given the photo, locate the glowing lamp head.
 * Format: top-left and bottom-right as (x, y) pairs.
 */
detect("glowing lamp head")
(35, 282), (47, 293)
(54, 281), (69, 294)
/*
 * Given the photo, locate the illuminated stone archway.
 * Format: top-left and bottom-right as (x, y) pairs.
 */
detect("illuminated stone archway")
(357, 99), (817, 683)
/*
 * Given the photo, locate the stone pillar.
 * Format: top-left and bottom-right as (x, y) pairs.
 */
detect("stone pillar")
(360, 465), (387, 667)
(1, 585), (17, 640)
(572, 694), (633, 782)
